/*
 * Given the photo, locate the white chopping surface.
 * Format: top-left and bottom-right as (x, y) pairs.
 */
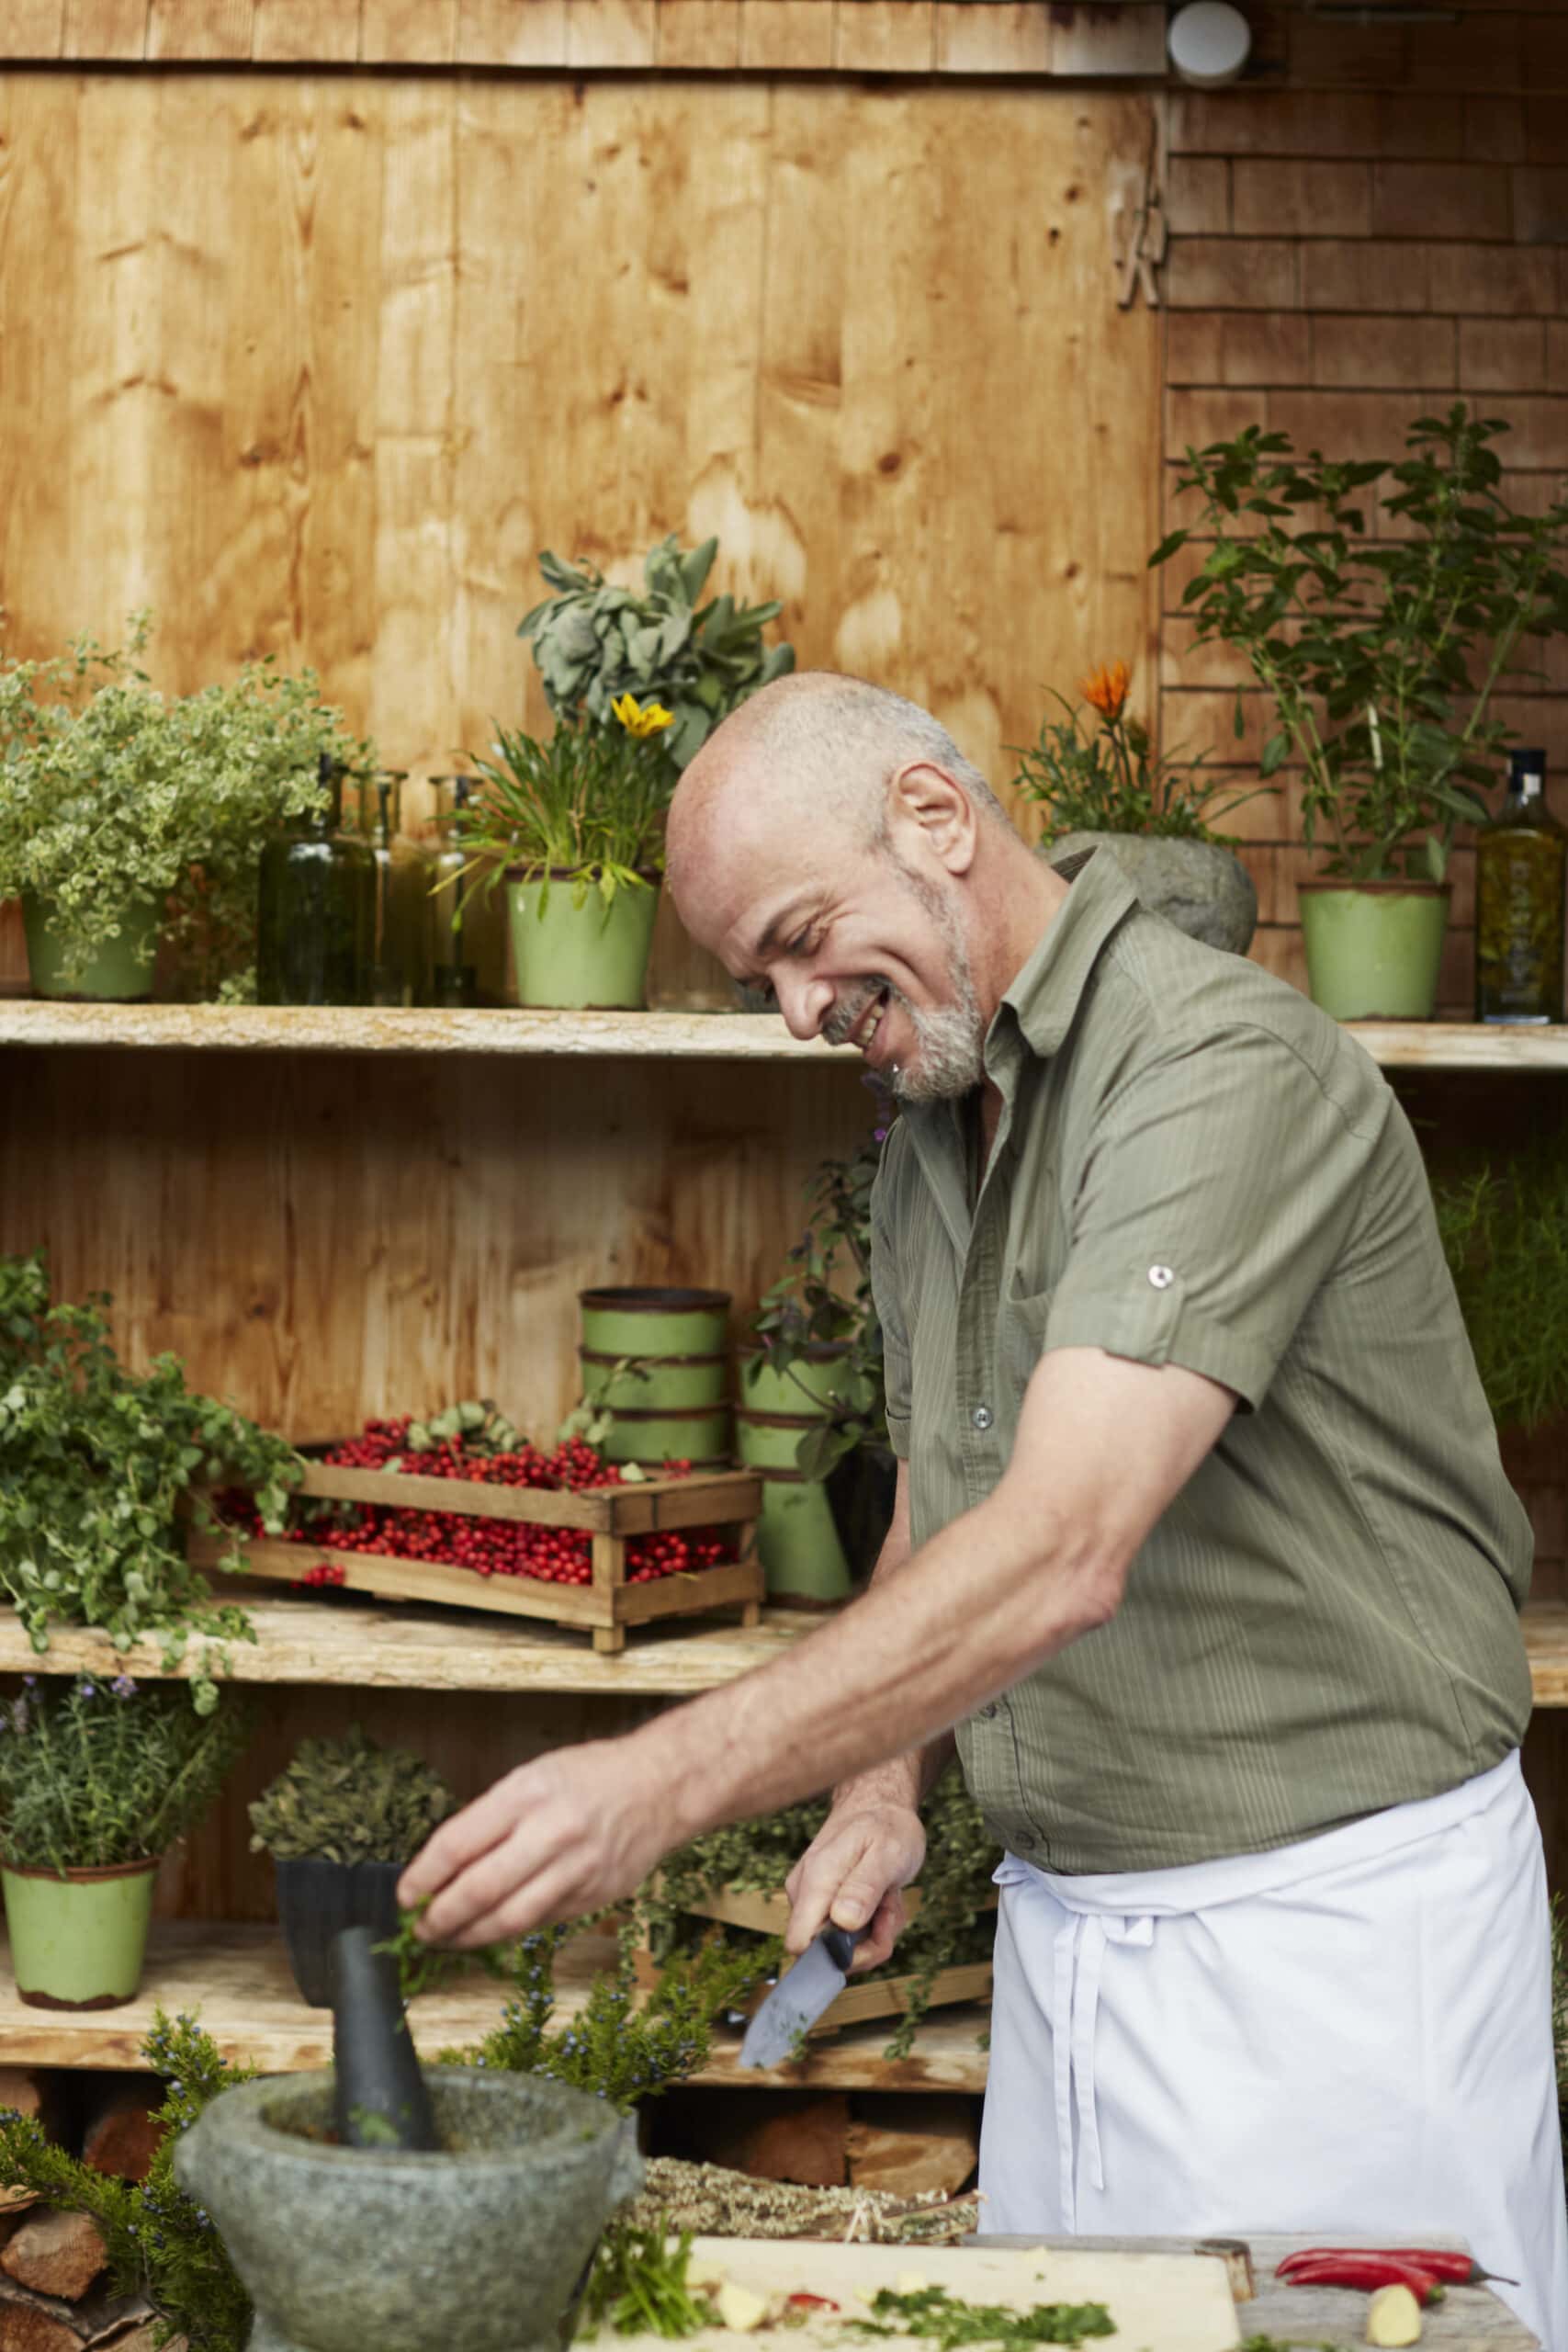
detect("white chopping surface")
(592, 2235), (1241, 2352)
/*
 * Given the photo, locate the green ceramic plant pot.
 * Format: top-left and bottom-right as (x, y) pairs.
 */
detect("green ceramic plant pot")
(580, 1351), (728, 1412)
(756, 1476), (853, 1605)
(579, 1288), (730, 1356)
(600, 1406), (733, 1465)
(1298, 882), (1451, 1021)
(737, 1347), (852, 1415)
(737, 1412), (818, 1474)
(21, 891), (162, 1002)
(505, 874), (660, 1011)
(2, 1857), (159, 2008)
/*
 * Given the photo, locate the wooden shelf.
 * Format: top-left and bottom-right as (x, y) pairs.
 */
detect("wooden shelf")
(0, 1921), (990, 2092)
(0, 1003), (854, 1062)
(3, 1000), (1568, 1069)
(0, 1598), (815, 1694)
(10, 1601), (1567, 1702)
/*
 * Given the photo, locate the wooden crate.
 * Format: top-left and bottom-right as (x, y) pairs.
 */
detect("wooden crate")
(633, 1882), (994, 2038)
(191, 1462), (763, 1655)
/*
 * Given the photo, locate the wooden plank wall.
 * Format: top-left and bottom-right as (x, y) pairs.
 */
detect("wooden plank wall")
(0, 67), (1160, 994)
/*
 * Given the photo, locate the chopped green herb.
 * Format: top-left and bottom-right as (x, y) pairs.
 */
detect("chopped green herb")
(848, 2285), (1115, 2349)
(583, 2224), (713, 2339)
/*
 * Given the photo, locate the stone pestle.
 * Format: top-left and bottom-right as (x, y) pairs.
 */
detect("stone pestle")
(329, 1925), (439, 2152)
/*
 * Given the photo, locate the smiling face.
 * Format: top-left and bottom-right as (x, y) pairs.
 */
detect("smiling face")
(671, 759), (992, 1103)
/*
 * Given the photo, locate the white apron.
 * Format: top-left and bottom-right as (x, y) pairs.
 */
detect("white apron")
(977, 1750), (1568, 2350)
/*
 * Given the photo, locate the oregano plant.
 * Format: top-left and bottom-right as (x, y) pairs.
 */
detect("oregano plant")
(0, 1253), (302, 1708)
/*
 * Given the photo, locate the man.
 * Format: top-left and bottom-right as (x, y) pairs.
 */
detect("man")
(403, 673), (1567, 2346)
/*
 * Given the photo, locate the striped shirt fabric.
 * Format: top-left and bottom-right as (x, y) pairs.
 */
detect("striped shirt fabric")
(871, 848), (1533, 1871)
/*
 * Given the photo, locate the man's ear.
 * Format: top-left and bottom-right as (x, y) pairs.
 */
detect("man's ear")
(887, 762), (980, 876)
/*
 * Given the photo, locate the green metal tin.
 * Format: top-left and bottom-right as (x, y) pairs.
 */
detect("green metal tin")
(3, 1857), (159, 2008)
(580, 1351), (728, 1412)
(756, 1476), (853, 1604)
(579, 1289), (730, 1357)
(600, 1406), (733, 1465)
(736, 1413), (818, 1473)
(737, 1348), (852, 1416)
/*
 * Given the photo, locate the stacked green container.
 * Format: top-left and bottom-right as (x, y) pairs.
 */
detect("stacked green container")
(578, 1288), (732, 1467)
(736, 1346), (854, 1606)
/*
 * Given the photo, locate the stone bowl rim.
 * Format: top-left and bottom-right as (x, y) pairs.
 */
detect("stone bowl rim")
(184, 2065), (628, 2174)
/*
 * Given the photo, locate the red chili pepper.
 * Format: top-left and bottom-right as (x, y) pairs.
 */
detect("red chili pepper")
(786, 2295), (840, 2312)
(1278, 2254), (1444, 2304)
(1278, 2246), (1513, 2289)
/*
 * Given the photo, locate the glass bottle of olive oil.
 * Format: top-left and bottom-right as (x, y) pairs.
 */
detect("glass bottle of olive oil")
(1474, 749), (1566, 1025)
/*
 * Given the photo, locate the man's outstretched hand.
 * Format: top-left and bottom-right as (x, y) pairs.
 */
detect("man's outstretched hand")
(397, 1736), (668, 1949)
(783, 1792), (927, 1973)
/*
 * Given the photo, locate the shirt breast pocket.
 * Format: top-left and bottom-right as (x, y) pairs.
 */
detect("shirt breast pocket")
(1002, 1284), (1055, 1407)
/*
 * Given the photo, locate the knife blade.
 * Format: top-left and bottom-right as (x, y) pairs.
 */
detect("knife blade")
(738, 1923), (865, 2070)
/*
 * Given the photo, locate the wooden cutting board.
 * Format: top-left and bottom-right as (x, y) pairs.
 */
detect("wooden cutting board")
(590, 2236), (1241, 2352)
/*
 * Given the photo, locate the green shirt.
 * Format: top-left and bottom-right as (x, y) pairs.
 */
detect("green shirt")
(871, 849), (1533, 1872)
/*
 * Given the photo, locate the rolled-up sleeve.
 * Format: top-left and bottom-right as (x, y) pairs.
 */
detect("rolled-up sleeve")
(1042, 1024), (1387, 1411)
(870, 1161), (913, 1460)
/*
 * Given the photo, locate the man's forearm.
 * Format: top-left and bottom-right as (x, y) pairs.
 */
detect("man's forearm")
(647, 1466), (1116, 1847)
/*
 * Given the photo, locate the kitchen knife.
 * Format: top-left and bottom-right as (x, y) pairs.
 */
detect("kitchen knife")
(738, 1923), (867, 2070)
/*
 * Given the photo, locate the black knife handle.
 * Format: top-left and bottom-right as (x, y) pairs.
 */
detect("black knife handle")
(822, 1923), (863, 1973)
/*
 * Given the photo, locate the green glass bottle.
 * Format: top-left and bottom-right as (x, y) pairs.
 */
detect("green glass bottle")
(1474, 748), (1566, 1025)
(425, 776), (480, 1009)
(357, 771), (428, 1008)
(255, 756), (376, 1007)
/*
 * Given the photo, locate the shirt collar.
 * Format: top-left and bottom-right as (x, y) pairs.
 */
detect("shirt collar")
(992, 846), (1140, 1067)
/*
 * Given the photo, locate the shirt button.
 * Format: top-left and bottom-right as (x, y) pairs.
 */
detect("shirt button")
(971, 1404), (994, 1431)
(979, 1702), (998, 1720)
(1148, 1264), (1175, 1290)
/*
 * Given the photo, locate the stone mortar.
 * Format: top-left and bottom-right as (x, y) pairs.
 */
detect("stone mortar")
(175, 2067), (643, 2352)
(1049, 834), (1258, 956)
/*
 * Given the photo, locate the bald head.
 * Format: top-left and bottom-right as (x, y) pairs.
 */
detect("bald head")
(669, 671), (1009, 884)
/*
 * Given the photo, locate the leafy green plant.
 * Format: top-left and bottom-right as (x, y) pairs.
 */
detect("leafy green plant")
(0, 1253), (301, 1708)
(520, 536), (795, 773)
(1430, 1133), (1568, 1430)
(1154, 405), (1568, 883)
(248, 1725), (456, 1865)
(1010, 662), (1268, 845)
(752, 1107), (890, 1481)
(0, 617), (371, 996)
(583, 2225), (714, 2338)
(0, 2010), (254, 2351)
(0, 1675), (251, 1871)
(446, 1920), (772, 2107)
(460, 699), (676, 912)
(640, 1770), (998, 2062)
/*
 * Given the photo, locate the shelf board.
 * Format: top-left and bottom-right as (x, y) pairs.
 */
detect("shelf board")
(3, 1001), (1568, 1069)
(7, 1601), (1568, 1702)
(0, 1003), (854, 1062)
(0, 1597), (815, 1694)
(0, 1920), (989, 2091)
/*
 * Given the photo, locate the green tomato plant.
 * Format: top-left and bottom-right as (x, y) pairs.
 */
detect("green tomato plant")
(519, 536), (795, 774)
(0, 616), (372, 996)
(0, 1252), (302, 1707)
(1153, 405), (1568, 883)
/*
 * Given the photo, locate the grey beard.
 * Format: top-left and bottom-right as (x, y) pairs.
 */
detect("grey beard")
(887, 984), (987, 1102)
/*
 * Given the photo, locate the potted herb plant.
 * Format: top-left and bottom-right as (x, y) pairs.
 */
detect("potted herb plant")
(746, 1115), (894, 1600)
(0, 1252), (301, 1710)
(0, 617), (370, 1002)
(0, 1674), (250, 2008)
(458, 695), (677, 1009)
(248, 1725), (457, 2005)
(519, 534), (795, 776)
(1155, 404), (1568, 1020)
(1010, 661), (1268, 954)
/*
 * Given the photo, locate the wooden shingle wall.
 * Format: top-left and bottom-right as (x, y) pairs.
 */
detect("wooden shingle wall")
(1160, 7), (1568, 1021)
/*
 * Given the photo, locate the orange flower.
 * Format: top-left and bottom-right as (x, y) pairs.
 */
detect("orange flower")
(1080, 661), (1131, 722)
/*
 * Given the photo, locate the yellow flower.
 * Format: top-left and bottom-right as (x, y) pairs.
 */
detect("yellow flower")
(1079, 661), (1131, 723)
(612, 693), (675, 741)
